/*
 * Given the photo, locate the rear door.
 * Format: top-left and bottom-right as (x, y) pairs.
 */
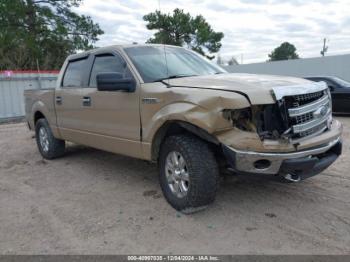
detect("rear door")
(78, 52), (142, 158)
(55, 57), (88, 137)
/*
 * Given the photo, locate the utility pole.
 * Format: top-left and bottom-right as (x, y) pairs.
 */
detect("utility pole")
(320, 38), (328, 57)
(216, 54), (223, 65)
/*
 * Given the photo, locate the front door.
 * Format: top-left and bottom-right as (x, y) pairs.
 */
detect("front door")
(78, 53), (142, 158)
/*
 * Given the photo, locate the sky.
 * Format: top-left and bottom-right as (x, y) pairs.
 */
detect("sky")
(75, 0), (350, 64)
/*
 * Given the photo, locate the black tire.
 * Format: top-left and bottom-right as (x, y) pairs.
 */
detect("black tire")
(159, 134), (219, 213)
(35, 118), (65, 159)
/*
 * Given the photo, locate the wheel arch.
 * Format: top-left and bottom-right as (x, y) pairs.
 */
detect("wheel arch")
(30, 99), (51, 127)
(151, 120), (221, 162)
(30, 101), (61, 139)
(34, 111), (46, 124)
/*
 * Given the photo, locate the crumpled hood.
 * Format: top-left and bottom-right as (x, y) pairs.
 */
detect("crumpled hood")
(168, 73), (319, 105)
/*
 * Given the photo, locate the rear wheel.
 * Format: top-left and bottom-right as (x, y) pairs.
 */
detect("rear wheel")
(159, 135), (219, 213)
(35, 118), (65, 159)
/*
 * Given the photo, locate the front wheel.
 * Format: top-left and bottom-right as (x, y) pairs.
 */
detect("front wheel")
(35, 118), (65, 159)
(159, 135), (219, 213)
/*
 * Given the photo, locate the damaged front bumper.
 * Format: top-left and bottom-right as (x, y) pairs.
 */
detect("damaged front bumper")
(222, 137), (342, 180)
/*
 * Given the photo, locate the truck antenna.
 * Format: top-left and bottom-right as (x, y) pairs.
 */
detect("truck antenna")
(157, 0), (170, 85)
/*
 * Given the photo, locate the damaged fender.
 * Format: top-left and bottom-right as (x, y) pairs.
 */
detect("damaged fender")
(140, 82), (250, 159)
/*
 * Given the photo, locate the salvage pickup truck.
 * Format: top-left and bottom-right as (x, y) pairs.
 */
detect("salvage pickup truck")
(25, 44), (342, 212)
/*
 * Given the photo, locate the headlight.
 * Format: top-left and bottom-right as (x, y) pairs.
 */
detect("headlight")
(222, 108), (255, 132)
(326, 87), (333, 111)
(326, 88), (333, 129)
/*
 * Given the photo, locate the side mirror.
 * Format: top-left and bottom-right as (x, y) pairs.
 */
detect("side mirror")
(96, 73), (136, 92)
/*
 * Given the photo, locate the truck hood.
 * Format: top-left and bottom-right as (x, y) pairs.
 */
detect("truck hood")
(168, 73), (325, 105)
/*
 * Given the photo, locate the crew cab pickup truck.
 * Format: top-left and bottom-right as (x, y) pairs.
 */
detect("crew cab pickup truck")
(25, 44), (343, 212)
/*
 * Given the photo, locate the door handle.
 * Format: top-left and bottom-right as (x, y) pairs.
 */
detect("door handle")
(82, 96), (91, 106)
(55, 96), (62, 105)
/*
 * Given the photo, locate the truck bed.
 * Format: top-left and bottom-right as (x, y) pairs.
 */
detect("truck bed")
(24, 89), (56, 130)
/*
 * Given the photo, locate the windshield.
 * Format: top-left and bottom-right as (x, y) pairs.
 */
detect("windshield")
(332, 77), (350, 87)
(124, 45), (226, 83)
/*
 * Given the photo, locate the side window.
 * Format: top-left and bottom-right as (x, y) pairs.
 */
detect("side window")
(62, 58), (86, 87)
(89, 54), (131, 87)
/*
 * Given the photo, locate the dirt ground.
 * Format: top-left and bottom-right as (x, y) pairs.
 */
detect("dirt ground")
(0, 117), (349, 255)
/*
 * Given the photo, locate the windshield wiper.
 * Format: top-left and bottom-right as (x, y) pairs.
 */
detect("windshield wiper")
(153, 74), (198, 83)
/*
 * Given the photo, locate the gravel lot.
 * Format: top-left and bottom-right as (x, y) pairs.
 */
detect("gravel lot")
(0, 117), (349, 255)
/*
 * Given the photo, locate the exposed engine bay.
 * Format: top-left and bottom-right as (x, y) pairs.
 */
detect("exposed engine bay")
(223, 87), (332, 144)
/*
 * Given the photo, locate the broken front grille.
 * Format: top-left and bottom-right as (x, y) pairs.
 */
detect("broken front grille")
(292, 91), (324, 106)
(284, 90), (332, 139)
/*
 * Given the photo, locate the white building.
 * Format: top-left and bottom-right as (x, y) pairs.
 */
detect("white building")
(224, 54), (350, 82)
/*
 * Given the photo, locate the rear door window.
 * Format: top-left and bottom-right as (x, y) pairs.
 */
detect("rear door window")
(62, 58), (87, 87)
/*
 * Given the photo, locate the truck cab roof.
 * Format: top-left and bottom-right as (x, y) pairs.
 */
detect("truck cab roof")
(66, 44), (184, 61)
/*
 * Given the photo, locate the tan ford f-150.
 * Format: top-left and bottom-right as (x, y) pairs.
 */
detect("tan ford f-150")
(25, 44), (343, 212)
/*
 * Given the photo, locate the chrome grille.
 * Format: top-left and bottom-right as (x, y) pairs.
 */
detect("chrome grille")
(285, 90), (332, 139)
(299, 122), (328, 138)
(292, 91), (324, 106)
(294, 112), (313, 125)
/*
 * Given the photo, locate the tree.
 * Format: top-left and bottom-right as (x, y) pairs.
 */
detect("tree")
(268, 42), (299, 61)
(0, 0), (103, 70)
(143, 8), (224, 60)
